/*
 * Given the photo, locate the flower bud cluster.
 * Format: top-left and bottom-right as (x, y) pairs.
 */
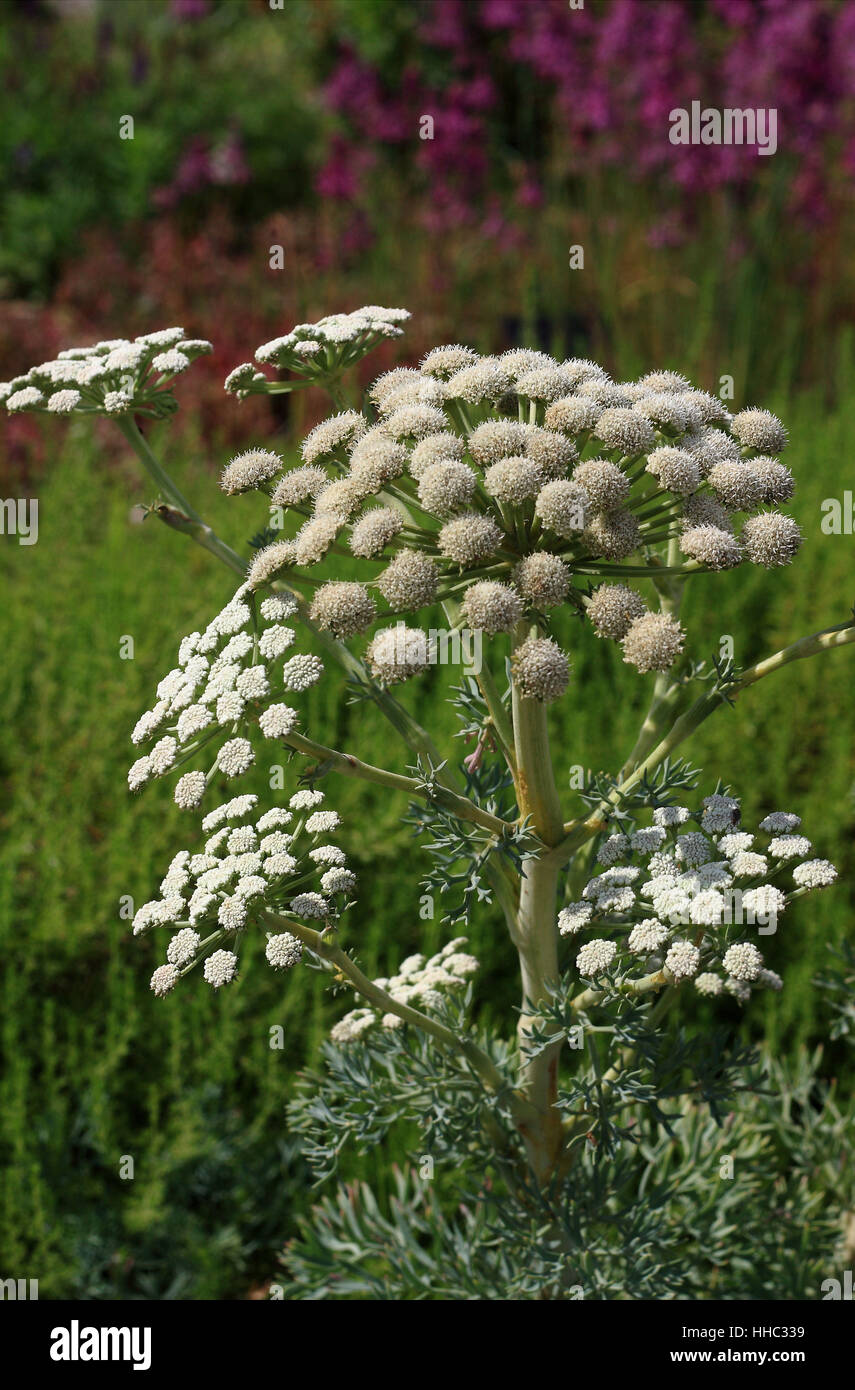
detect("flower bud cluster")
(2, 327), (212, 420)
(128, 582), (320, 807)
(140, 788), (355, 996)
(558, 795), (836, 1005)
(330, 939), (480, 1043)
(225, 306), (411, 399)
(215, 323), (801, 691)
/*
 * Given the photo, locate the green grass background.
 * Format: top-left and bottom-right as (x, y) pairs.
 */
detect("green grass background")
(1, 360), (853, 1297)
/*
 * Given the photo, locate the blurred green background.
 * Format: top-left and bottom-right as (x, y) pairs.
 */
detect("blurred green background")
(0, 0), (853, 1297)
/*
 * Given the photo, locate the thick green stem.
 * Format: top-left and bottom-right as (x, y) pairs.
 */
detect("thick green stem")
(475, 655), (517, 776)
(559, 972), (679, 1163)
(618, 678), (682, 780)
(510, 626), (567, 1181)
(619, 536), (686, 778)
(734, 619), (855, 689)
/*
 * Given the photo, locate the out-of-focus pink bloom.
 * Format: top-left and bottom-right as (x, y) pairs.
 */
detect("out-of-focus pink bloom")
(210, 133), (250, 187)
(646, 212), (686, 250)
(153, 132), (248, 209)
(419, 0), (469, 49)
(170, 0), (210, 18)
(312, 0), (851, 228)
(315, 138), (376, 201)
(515, 174), (543, 209)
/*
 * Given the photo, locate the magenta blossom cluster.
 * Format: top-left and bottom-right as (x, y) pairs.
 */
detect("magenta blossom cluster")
(318, 0), (854, 238)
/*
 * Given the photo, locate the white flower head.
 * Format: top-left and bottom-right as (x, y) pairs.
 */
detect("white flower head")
(653, 806), (690, 828)
(628, 919), (669, 954)
(266, 932), (303, 971)
(289, 789), (324, 810)
(204, 950), (238, 989)
(665, 939), (700, 980)
(558, 903), (593, 936)
(719, 832), (754, 856)
(167, 928), (201, 967)
(729, 851), (768, 879)
(321, 867), (357, 895)
(792, 859), (837, 888)
(150, 964), (180, 997)
(741, 884), (787, 923)
(694, 972), (724, 997)
(768, 835), (812, 860)
(218, 738), (255, 778)
(688, 890), (726, 927)
(576, 938), (617, 978)
(306, 810), (341, 834)
(174, 771), (207, 809)
(722, 942), (763, 981)
(290, 892), (329, 919)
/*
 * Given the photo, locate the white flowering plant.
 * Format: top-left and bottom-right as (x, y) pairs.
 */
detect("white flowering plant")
(11, 309), (855, 1299)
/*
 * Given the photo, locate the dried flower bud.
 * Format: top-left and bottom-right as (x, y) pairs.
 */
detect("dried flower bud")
(272, 467), (329, 507)
(708, 461), (765, 511)
(513, 552), (570, 608)
(310, 581), (377, 637)
(731, 407), (787, 454)
(511, 635), (570, 701)
(679, 524), (742, 570)
(484, 456), (542, 504)
(582, 508), (641, 560)
(595, 407), (655, 455)
(572, 458), (630, 510)
(740, 512), (802, 567)
(622, 612), (685, 672)
(544, 396), (602, 434)
(535, 479), (590, 536)
(220, 449), (282, 495)
(377, 550), (439, 609)
(349, 507), (403, 558)
(366, 625), (432, 684)
(438, 513), (504, 566)
(417, 460), (478, 515)
(588, 584), (647, 639)
(645, 447), (701, 496)
(461, 581), (523, 634)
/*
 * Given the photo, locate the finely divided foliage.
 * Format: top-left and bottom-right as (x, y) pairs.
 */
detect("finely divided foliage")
(11, 308), (854, 1299)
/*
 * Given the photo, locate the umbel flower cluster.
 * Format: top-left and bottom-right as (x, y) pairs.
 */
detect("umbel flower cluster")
(217, 334), (800, 692)
(331, 939), (480, 1043)
(135, 788), (355, 997)
(224, 306), (411, 399)
(128, 584), (320, 809)
(0, 327), (212, 420)
(560, 795), (837, 1004)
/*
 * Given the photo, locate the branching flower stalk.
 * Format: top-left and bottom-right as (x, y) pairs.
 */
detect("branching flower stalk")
(260, 907), (537, 1132)
(554, 617), (855, 869)
(8, 311), (855, 1296)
